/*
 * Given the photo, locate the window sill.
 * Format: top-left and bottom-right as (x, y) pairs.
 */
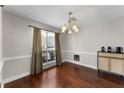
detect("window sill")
(43, 61), (56, 70)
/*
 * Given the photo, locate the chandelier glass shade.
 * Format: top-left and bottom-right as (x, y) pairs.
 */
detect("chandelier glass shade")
(61, 12), (79, 34)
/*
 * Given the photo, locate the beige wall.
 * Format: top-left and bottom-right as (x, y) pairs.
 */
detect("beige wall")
(0, 7), (2, 62)
(0, 7), (2, 83)
(61, 16), (124, 69)
(2, 10), (59, 82)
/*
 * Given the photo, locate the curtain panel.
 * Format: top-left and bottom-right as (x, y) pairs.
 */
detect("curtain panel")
(55, 33), (62, 66)
(31, 27), (43, 75)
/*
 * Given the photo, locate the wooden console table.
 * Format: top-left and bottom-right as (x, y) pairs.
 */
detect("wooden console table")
(97, 51), (124, 76)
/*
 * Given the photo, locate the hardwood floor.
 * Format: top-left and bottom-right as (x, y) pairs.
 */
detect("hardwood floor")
(5, 62), (124, 88)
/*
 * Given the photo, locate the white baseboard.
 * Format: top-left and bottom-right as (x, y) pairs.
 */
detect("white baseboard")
(3, 71), (30, 84)
(63, 60), (97, 70)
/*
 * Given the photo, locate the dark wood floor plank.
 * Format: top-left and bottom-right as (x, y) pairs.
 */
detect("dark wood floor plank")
(5, 62), (124, 88)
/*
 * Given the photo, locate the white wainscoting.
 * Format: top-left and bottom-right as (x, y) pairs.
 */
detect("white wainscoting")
(0, 55), (32, 88)
(0, 55), (56, 88)
(61, 51), (97, 69)
(0, 59), (4, 83)
(3, 71), (30, 84)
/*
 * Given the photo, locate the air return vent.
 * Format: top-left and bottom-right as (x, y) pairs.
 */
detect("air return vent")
(74, 54), (80, 61)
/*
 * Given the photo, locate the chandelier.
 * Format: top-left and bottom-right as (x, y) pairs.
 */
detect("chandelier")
(61, 12), (79, 34)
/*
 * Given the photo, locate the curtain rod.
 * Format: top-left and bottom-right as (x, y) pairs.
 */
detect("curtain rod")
(0, 5), (4, 7)
(29, 25), (59, 33)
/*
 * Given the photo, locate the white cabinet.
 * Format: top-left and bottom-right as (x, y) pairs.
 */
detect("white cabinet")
(97, 52), (124, 76)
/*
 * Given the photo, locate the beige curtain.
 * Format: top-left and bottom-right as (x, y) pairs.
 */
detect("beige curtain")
(31, 27), (42, 75)
(55, 33), (62, 66)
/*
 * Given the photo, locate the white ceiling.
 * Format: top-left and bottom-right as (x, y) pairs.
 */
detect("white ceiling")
(3, 5), (124, 28)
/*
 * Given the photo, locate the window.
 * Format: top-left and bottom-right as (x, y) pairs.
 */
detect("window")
(41, 30), (56, 64)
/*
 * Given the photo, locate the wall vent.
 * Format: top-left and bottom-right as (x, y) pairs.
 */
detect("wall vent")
(74, 54), (80, 61)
